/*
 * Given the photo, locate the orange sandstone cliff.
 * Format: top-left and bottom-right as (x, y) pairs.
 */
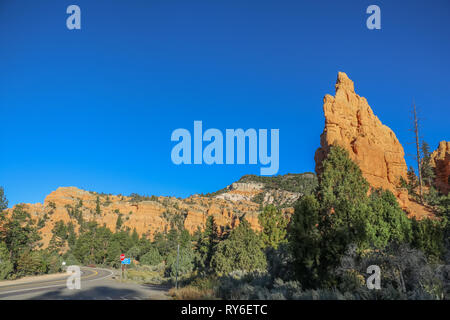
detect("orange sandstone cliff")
(314, 72), (432, 218)
(7, 174), (312, 248)
(430, 141), (450, 195)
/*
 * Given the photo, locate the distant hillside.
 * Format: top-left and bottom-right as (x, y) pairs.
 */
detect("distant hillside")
(7, 173), (316, 248)
(238, 173), (317, 194)
(212, 173), (318, 207)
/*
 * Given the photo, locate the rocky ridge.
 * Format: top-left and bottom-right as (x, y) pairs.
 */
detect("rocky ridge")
(9, 174), (317, 248)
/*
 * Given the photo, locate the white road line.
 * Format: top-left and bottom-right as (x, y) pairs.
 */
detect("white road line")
(106, 296), (112, 300)
(0, 268), (114, 296)
(0, 283), (66, 295)
(84, 269), (114, 283)
(134, 296), (142, 300)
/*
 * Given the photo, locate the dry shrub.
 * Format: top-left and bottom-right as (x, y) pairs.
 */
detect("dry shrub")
(168, 286), (216, 300)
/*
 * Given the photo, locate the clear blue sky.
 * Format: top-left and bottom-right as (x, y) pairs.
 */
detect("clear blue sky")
(1, 0), (449, 206)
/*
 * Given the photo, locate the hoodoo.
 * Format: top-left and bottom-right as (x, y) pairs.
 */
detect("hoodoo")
(430, 141), (450, 195)
(314, 72), (432, 217)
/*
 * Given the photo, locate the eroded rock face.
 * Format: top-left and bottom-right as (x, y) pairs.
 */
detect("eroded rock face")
(7, 186), (264, 248)
(315, 72), (409, 208)
(6, 172), (312, 248)
(430, 141), (450, 195)
(215, 182), (264, 202)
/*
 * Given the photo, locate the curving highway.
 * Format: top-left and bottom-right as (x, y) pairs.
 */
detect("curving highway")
(0, 267), (168, 300)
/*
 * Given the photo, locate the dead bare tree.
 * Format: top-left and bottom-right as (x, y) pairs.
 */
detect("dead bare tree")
(409, 101), (423, 203)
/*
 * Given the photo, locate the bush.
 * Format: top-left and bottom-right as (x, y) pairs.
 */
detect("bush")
(140, 247), (163, 266)
(211, 219), (267, 275)
(336, 243), (445, 300)
(411, 218), (445, 262)
(166, 247), (196, 279)
(0, 242), (14, 280)
(169, 286), (216, 300)
(126, 264), (165, 284)
(265, 243), (295, 281)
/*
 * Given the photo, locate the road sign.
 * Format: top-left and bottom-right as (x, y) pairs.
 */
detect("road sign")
(121, 258), (131, 265)
(120, 254), (125, 261)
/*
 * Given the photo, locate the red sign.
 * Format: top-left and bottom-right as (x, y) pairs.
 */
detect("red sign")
(120, 254), (125, 261)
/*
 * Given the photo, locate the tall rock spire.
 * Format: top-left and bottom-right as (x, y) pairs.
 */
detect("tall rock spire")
(430, 141), (450, 195)
(315, 72), (409, 209)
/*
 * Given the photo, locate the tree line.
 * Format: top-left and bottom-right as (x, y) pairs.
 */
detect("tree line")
(0, 145), (449, 299)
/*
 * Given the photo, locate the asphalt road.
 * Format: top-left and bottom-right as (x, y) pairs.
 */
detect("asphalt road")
(0, 267), (169, 300)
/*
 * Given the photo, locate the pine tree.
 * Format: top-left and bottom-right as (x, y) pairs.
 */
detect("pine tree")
(48, 220), (69, 254)
(0, 187), (7, 237)
(411, 102), (424, 202)
(290, 145), (412, 286)
(95, 196), (101, 216)
(421, 141), (435, 187)
(0, 242), (13, 279)
(289, 195), (321, 288)
(131, 228), (139, 244)
(0, 187), (7, 214)
(140, 247), (162, 266)
(318, 145), (369, 258)
(115, 214), (123, 231)
(258, 204), (288, 249)
(407, 166), (418, 187)
(3, 205), (41, 265)
(195, 216), (219, 273)
(211, 219), (266, 275)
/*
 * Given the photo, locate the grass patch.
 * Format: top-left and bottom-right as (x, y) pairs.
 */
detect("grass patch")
(124, 264), (165, 285)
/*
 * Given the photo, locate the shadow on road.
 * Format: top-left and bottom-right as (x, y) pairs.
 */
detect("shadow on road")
(29, 286), (143, 300)
(138, 284), (170, 292)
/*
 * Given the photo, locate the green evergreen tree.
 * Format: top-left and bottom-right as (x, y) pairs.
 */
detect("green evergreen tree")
(317, 146), (370, 282)
(421, 141), (435, 186)
(131, 228), (139, 244)
(16, 250), (43, 276)
(258, 204), (288, 249)
(2, 205), (41, 266)
(411, 217), (445, 261)
(48, 220), (68, 254)
(140, 247), (163, 266)
(115, 214), (123, 231)
(365, 189), (412, 248)
(289, 146), (412, 286)
(105, 240), (121, 267)
(195, 216), (219, 273)
(0, 242), (13, 280)
(211, 219), (267, 275)
(166, 246), (195, 278)
(67, 222), (77, 248)
(0, 186), (7, 219)
(72, 222), (112, 265)
(289, 195), (321, 288)
(96, 196), (101, 216)
(405, 166), (419, 195)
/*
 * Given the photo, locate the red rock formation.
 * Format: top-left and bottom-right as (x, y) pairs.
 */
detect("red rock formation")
(7, 186), (263, 248)
(430, 141), (450, 195)
(315, 72), (410, 209)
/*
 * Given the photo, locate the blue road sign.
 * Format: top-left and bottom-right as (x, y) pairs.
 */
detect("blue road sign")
(121, 258), (131, 265)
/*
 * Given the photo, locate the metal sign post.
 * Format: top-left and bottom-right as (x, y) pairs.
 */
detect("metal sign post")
(120, 253), (125, 282)
(121, 258), (131, 281)
(175, 244), (180, 290)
